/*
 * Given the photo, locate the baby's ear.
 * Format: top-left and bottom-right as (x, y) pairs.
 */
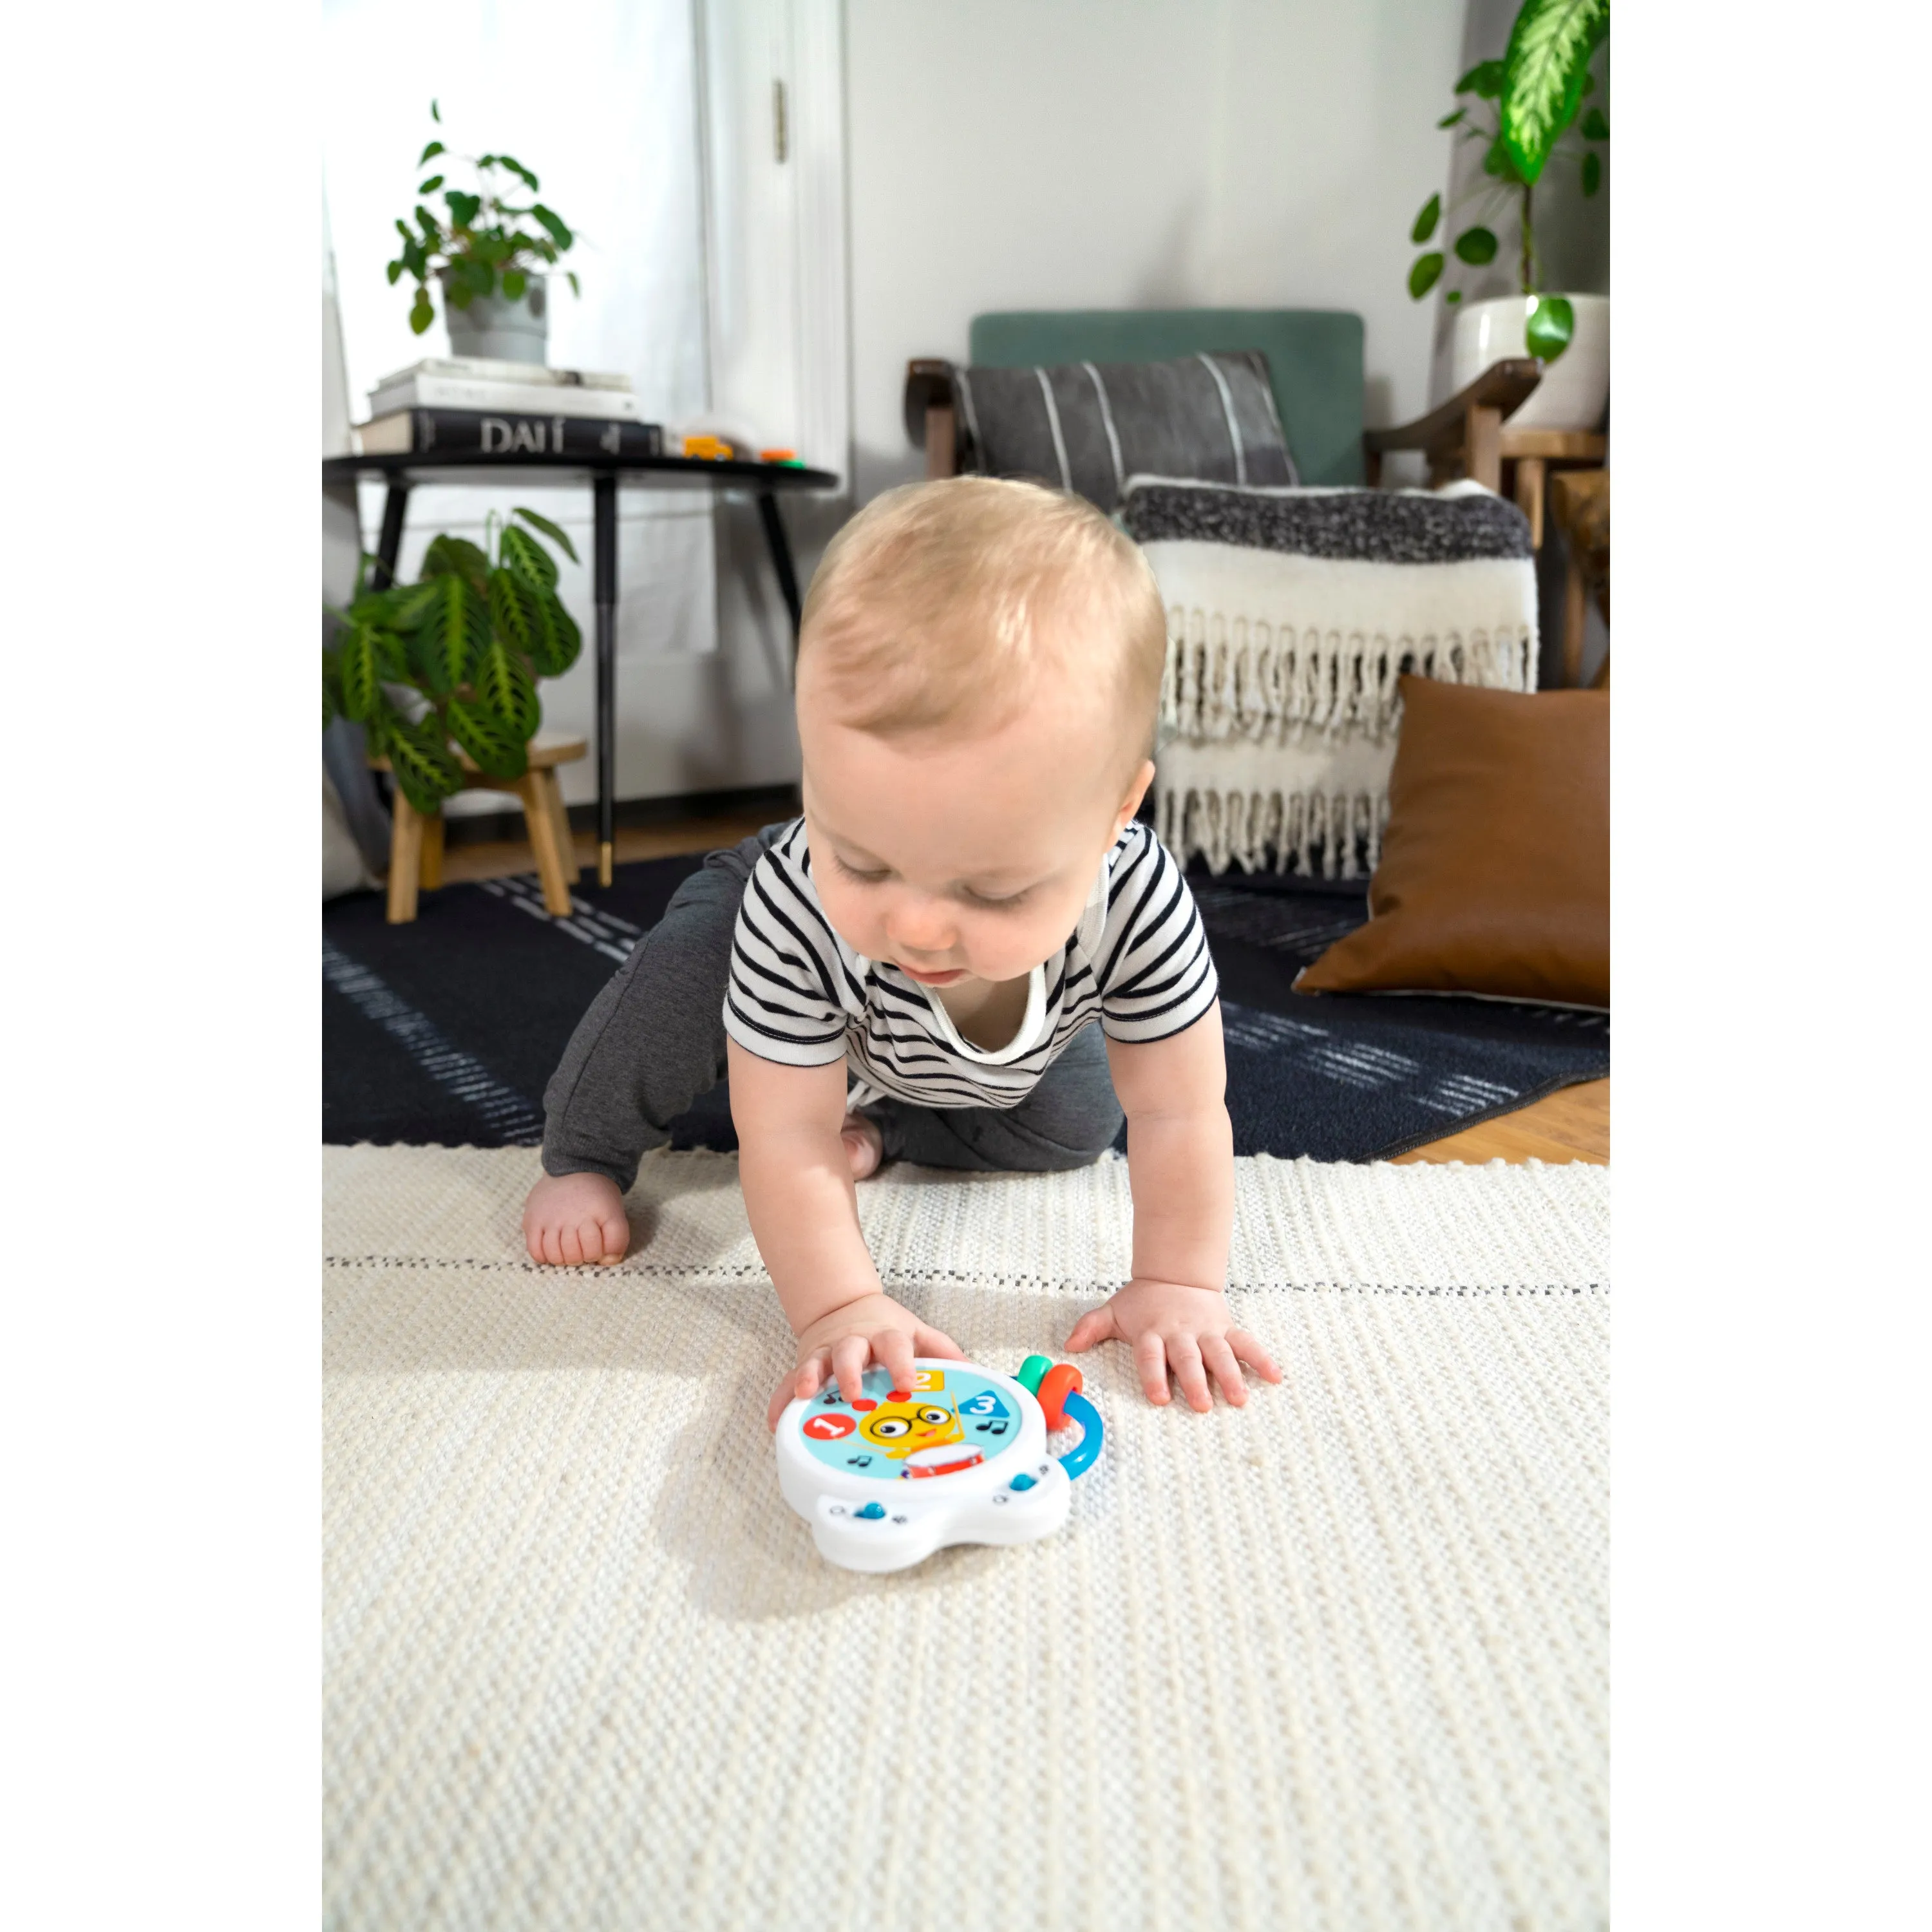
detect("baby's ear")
(1115, 757), (1156, 833)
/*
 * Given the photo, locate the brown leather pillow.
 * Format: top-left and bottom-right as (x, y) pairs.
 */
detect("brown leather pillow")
(1296, 676), (1608, 1008)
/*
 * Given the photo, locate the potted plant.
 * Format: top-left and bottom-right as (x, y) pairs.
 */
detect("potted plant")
(1406, 0), (1609, 431)
(384, 101), (579, 365)
(323, 508), (583, 813)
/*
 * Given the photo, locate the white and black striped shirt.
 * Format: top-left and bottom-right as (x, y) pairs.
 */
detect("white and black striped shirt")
(722, 819), (1217, 1109)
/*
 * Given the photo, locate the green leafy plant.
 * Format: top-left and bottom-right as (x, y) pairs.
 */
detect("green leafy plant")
(386, 100), (580, 337)
(1406, 0), (1608, 362)
(323, 508), (583, 812)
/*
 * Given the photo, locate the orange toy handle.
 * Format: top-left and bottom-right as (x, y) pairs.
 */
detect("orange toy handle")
(1036, 1363), (1084, 1432)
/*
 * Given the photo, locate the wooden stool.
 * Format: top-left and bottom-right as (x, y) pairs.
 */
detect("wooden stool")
(369, 734), (587, 924)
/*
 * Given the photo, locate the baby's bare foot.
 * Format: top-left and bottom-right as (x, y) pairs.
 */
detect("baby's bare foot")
(840, 1111), (884, 1180)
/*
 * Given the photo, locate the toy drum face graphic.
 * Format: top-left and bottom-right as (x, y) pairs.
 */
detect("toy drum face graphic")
(792, 1365), (1019, 1481)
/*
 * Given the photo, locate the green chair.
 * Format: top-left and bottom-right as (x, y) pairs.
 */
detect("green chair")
(904, 308), (1566, 525)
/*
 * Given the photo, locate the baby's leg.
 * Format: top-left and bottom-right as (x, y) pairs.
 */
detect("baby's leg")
(864, 1024), (1123, 1173)
(541, 823), (786, 1189)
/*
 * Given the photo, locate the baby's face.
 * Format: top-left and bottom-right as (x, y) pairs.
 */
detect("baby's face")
(797, 673), (1151, 987)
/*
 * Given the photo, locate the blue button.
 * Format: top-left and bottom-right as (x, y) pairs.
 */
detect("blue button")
(856, 1502), (886, 1520)
(1010, 1474), (1036, 1492)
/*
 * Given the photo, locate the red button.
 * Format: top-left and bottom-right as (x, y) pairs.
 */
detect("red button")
(802, 1414), (855, 1440)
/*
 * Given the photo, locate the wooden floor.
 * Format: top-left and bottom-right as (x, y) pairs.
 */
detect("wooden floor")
(436, 808), (1608, 1167)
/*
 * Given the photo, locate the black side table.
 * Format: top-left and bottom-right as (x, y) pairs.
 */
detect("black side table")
(322, 450), (840, 884)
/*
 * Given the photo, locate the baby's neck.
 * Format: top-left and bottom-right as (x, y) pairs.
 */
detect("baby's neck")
(930, 971), (1032, 1052)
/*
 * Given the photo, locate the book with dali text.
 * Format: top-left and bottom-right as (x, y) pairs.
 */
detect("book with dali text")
(355, 409), (665, 460)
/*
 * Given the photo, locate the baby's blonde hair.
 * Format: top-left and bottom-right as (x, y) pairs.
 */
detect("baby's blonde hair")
(797, 476), (1166, 766)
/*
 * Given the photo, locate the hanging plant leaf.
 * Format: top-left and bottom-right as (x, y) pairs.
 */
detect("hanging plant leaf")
(488, 565), (545, 658)
(387, 579), (443, 631)
(1408, 252), (1445, 299)
(446, 189), (482, 229)
(337, 624), (386, 724)
(1526, 294), (1575, 363)
(1445, 289), (1464, 305)
(411, 572), (489, 694)
(387, 714), (464, 813)
(1581, 107), (1609, 140)
(1582, 151), (1602, 196)
(526, 589), (583, 677)
(422, 533), (491, 597)
(446, 697), (529, 779)
(1500, 0), (1607, 185)
(419, 138), (446, 166)
(418, 174), (445, 194)
(1454, 225), (1499, 265)
(1411, 193), (1441, 243)
(473, 639), (540, 740)
(409, 289), (435, 334)
(1456, 59), (1506, 97)
(497, 526), (558, 591)
(1437, 108), (1466, 129)
(361, 695), (396, 759)
(1482, 136), (1513, 179)
(565, 270), (580, 298)
(511, 506), (580, 564)
(371, 627), (410, 682)
(502, 269), (527, 299)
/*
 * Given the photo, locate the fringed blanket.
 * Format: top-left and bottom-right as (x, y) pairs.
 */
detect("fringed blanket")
(1122, 479), (1539, 876)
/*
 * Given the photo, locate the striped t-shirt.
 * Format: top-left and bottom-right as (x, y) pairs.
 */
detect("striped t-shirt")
(722, 818), (1217, 1110)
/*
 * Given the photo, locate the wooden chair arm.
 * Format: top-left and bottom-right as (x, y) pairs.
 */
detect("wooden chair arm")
(904, 358), (960, 478)
(904, 359), (956, 448)
(1363, 359), (1543, 459)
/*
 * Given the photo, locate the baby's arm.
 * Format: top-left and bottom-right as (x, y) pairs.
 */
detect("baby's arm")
(728, 1039), (965, 1427)
(1065, 1003), (1280, 1410)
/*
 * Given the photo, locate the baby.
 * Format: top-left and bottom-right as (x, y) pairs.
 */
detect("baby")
(522, 477), (1278, 1420)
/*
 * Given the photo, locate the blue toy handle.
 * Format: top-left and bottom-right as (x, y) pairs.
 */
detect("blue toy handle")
(1055, 1389), (1104, 1482)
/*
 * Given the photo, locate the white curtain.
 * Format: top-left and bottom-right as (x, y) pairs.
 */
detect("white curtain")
(321, 0), (718, 795)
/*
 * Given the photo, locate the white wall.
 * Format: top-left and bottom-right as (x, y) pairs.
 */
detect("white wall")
(845, 0), (1466, 502)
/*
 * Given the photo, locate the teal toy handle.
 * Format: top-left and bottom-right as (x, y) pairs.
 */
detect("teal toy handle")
(1056, 1389), (1103, 1481)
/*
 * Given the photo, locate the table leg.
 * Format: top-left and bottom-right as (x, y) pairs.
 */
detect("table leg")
(1562, 544), (1589, 688)
(593, 474), (618, 887)
(372, 484), (410, 590)
(1513, 455), (1546, 549)
(755, 490), (804, 638)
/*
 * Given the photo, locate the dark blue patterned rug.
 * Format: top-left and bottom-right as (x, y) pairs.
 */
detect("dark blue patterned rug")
(323, 856), (1607, 1162)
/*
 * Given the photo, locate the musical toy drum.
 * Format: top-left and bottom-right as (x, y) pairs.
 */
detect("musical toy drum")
(776, 1356), (1104, 1572)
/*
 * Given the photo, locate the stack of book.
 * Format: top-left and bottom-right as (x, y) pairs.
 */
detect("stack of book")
(354, 357), (664, 459)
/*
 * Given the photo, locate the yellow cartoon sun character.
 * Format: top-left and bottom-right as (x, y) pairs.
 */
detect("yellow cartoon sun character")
(857, 1397), (962, 1460)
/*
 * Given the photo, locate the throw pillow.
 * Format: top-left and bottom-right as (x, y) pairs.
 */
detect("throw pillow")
(953, 351), (1296, 511)
(1294, 676), (1608, 1008)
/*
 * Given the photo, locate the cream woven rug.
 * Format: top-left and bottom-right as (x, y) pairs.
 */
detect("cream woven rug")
(325, 1146), (1608, 1932)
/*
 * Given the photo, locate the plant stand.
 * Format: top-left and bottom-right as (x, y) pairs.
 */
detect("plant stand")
(371, 735), (587, 924)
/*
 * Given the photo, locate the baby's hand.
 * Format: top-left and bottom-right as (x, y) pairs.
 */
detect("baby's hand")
(522, 1170), (630, 1267)
(1065, 1278), (1280, 1412)
(766, 1293), (966, 1430)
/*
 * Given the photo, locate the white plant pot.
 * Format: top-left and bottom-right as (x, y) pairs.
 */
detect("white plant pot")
(1451, 293), (1608, 432)
(442, 273), (549, 365)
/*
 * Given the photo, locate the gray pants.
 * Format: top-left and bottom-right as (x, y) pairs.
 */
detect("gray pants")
(542, 825), (1124, 1191)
